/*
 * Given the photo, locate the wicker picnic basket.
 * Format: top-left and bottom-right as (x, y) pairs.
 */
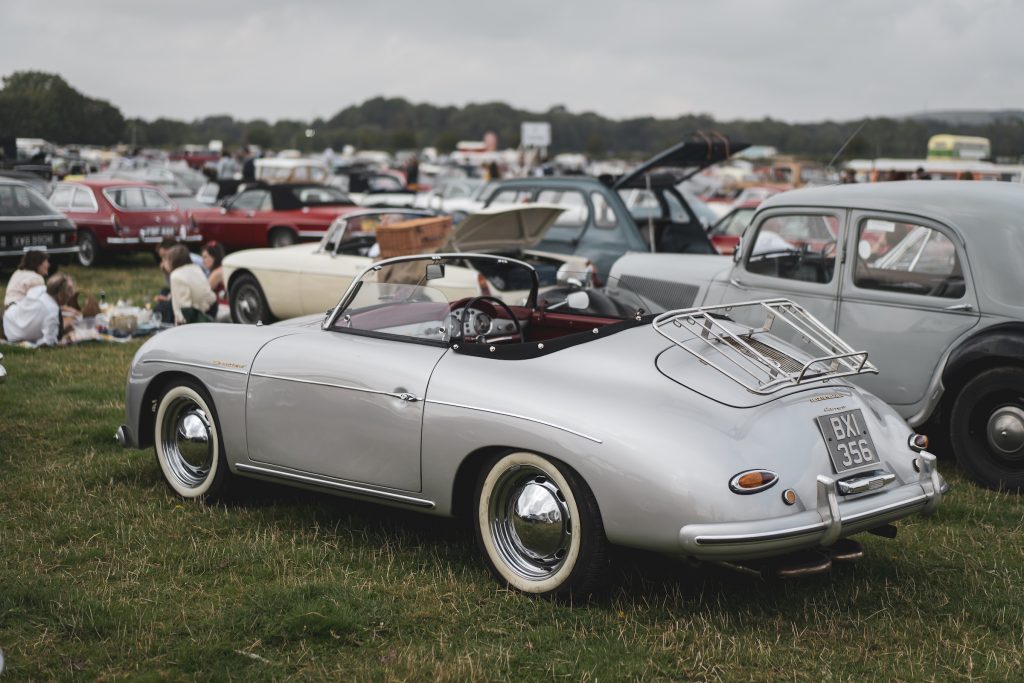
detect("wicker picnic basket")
(376, 216), (452, 259)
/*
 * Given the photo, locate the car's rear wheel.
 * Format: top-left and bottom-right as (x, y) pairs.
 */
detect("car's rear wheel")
(269, 227), (297, 248)
(76, 231), (101, 267)
(950, 366), (1024, 491)
(228, 273), (273, 325)
(154, 380), (231, 500)
(474, 451), (608, 599)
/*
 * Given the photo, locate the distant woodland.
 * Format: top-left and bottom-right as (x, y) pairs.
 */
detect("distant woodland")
(4, 71), (1024, 162)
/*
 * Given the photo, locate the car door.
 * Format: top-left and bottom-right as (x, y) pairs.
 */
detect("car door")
(246, 329), (446, 491)
(205, 189), (271, 248)
(836, 211), (981, 408)
(717, 208), (846, 327)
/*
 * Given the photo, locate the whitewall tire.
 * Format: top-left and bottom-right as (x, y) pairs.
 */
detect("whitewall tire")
(154, 381), (230, 500)
(474, 451), (607, 598)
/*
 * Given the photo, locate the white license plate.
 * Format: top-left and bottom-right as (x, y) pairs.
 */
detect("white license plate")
(141, 226), (175, 237)
(815, 409), (879, 474)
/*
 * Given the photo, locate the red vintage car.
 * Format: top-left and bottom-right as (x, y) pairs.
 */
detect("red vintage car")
(50, 179), (199, 267)
(188, 183), (359, 250)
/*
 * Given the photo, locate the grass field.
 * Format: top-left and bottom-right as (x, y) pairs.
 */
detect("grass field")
(2, 259), (1023, 681)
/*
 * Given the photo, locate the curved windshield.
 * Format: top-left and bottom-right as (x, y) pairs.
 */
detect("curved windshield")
(330, 255), (540, 342)
(0, 183), (62, 218)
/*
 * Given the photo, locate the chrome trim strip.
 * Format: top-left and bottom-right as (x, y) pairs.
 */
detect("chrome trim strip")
(235, 463), (435, 508)
(694, 492), (928, 546)
(141, 359), (249, 375)
(0, 246), (79, 256)
(107, 237), (142, 244)
(425, 399), (603, 444)
(249, 371), (419, 401)
(298, 230), (325, 238)
(695, 521), (826, 545)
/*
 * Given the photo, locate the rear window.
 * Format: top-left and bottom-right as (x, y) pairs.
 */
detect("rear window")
(292, 186), (350, 205)
(142, 188), (174, 210)
(104, 187), (146, 210)
(71, 187), (98, 210)
(0, 184), (61, 217)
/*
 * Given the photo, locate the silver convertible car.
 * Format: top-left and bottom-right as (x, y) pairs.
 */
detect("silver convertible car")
(117, 253), (946, 597)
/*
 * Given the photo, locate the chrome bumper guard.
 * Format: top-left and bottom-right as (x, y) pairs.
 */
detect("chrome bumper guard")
(0, 245), (80, 257)
(679, 454), (946, 560)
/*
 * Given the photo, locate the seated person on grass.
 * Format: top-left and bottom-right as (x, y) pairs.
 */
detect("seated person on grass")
(2, 273), (79, 347)
(167, 245), (217, 324)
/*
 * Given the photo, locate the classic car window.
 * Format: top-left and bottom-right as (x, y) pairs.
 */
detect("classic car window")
(591, 192), (616, 228)
(50, 185), (74, 209)
(716, 208), (756, 237)
(488, 188), (531, 206)
(620, 188), (661, 221)
(232, 190), (271, 212)
(0, 184), (61, 217)
(293, 186), (349, 205)
(71, 187), (97, 210)
(536, 190), (589, 228)
(142, 189), (173, 210)
(367, 175), (404, 193)
(105, 187), (146, 210)
(745, 214), (840, 284)
(854, 219), (964, 298)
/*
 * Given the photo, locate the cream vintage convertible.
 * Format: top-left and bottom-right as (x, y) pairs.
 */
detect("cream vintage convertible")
(222, 205), (594, 324)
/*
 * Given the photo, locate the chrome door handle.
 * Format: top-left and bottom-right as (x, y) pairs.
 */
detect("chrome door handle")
(729, 278), (748, 289)
(396, 392), (420, 402)
(945, 303), (974, 312)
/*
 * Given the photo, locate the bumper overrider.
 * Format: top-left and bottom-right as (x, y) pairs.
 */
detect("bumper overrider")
(679, 453), (947, 560)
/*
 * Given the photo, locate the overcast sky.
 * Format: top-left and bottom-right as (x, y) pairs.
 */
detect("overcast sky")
(2, 0), (1021, 124)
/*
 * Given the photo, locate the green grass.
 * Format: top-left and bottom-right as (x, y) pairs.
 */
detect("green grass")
(2, 264), (1024, 681)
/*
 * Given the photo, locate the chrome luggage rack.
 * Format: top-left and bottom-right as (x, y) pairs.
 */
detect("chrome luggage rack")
(653, 298), (878, 395)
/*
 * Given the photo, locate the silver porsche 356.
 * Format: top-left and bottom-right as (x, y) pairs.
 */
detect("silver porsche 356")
(117, 253), (946, 597)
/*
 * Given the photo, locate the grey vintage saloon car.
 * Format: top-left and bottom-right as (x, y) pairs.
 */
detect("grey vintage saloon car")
(118, 252), (946, 597)
(610, 181), (1024, 491)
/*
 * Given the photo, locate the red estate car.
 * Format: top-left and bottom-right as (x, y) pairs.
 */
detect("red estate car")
(50, 179), (199, 267)
(188, 183), (358, 250)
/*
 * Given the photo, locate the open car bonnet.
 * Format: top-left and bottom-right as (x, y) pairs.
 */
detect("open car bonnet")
(613, 134), (750, 189)
(450, 204), (566, 252)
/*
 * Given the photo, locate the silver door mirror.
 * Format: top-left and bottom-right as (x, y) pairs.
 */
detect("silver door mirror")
(566, 291), (590, 310)
(425, 263), (445, 280)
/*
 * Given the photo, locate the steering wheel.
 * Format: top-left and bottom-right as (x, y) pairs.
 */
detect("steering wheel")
(459, 296), (524, 344)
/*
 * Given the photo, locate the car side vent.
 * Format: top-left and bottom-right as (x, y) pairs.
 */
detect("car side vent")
(616, 275), (699, 310)
(654, 298), (878, 395)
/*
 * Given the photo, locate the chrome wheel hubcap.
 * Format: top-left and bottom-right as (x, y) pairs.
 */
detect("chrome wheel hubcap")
(234, 288), (261, 323)
(161, 397), (213, 488)
(987, 406), (1024, 458)
(489, 465), (572, 580)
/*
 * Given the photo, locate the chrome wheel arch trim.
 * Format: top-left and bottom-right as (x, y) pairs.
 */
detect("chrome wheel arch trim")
(234, 463), (435, 508)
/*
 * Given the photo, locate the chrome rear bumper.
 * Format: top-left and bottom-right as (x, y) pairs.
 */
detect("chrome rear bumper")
(679, 453), (946, 560)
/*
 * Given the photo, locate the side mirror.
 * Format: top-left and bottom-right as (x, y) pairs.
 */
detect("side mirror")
(566, 291), (590, 310)
(425, 263), (445, 280)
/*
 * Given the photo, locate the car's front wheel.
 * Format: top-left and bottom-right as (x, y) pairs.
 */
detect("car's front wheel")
(154, 380), (231, 500)
(950, 366), (1024, 491)
(76, 231), (101, 267)
(474, 451), (608, 599)
(228, 273), (273, 325)
(269, 227), (297, 248)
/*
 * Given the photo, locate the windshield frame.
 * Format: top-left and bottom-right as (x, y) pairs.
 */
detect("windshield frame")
(324, 252), (541, 332)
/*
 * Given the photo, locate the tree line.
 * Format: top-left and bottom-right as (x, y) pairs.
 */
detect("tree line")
(3, 71), (1024, 162)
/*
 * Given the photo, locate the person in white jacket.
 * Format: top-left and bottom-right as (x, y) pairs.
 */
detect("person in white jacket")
(166, 245), (217, 324)
(3, 274), (76, 346)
